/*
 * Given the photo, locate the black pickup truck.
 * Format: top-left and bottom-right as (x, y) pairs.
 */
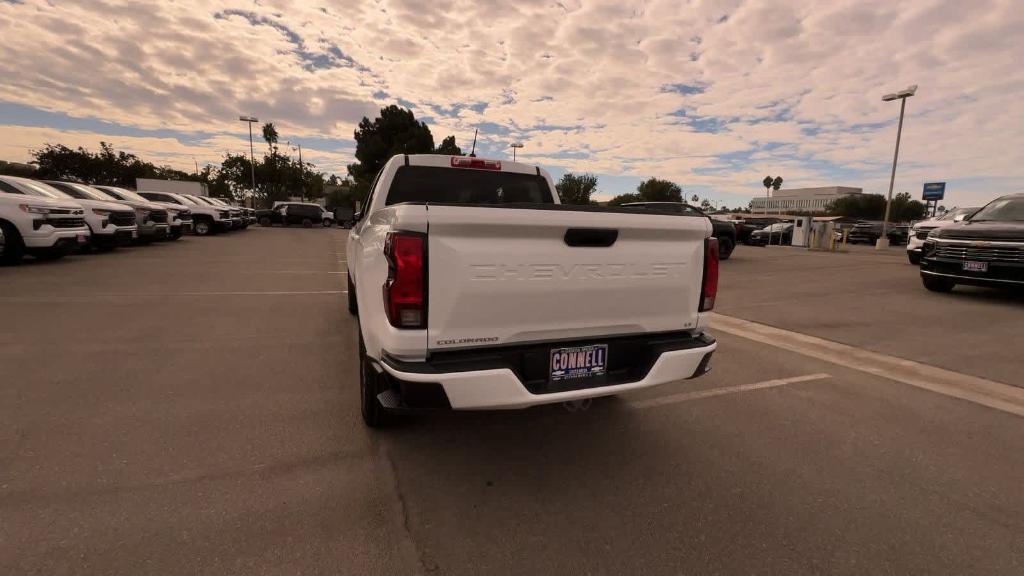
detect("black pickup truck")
(920, 193), (1024, 293)
(622, 202), (738, 259)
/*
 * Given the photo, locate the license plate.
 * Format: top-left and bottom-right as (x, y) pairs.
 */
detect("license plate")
(76, 235), (87, 245)
(963, 261), (988, 272)
(550, 345), (608, 382)
(132, 230), (138, 238)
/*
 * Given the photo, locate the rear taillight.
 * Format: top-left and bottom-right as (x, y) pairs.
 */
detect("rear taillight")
(383, 232), (426, 329)
(451, 157), (501, 170)
(699, 237), (719, 312)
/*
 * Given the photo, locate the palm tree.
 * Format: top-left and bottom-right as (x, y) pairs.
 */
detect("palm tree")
(262, 122), (279, 153)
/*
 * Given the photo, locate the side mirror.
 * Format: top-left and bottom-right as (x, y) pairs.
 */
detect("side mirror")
(353, 211), (363, 222)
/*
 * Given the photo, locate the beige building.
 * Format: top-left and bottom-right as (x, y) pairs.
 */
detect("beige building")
(749, 186), (862, 214)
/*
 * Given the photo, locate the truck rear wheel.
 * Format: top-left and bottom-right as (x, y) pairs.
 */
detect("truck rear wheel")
(0, 221), (25, 265)
(718, 237), (735, 260)
(359, 326), (390, 428)
(347, 275), (358, 316)
(259, 216), (272, 226)
(302, 218), (313, 228)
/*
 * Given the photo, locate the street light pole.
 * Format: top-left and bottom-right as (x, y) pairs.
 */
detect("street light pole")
(878, 85), (916, 250)
(290, 142), (304, 202)
(510, 142), (524, 161)
(239, 115), (259, 208)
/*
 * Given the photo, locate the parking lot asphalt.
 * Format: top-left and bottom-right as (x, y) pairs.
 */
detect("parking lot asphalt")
(718, 244), (1024, 386)
(2, 228), (1023, 575)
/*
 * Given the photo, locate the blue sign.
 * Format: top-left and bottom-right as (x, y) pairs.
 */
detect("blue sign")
(923, 182), (945, 201)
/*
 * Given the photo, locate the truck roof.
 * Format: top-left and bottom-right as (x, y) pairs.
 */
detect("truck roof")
(403, 154), (543, 176)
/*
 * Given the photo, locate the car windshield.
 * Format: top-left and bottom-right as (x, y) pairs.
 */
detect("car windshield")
(970, 197), (1024, 221)
(52, 182), (114, 201)
(10, 178), (72, 200)
(385, 165), (553, 205)
(106, 187), (150, 203)
(938, 207), (977, 221)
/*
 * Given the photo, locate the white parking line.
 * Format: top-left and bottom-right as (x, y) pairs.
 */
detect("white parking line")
(240, 271), (347, 275)
(711, 313), (1024, 418)
(630, 373), (831, 409)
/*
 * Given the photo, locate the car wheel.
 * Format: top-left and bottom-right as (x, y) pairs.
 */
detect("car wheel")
(259, 216), (271, 226)
(322, 219), (333, 227)
(348, 275), (358, 316)
(718, 237), (735, 260)
(908, 252), (921, 265)
(0, 221), (25, 265)
(302, 218), (313, 228)
(922, 275), (955, 293)
(194, 219), (212, 236)
(359, 325), (390, 428)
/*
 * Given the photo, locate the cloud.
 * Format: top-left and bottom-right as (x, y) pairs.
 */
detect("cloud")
(0, 0), (1021, 206)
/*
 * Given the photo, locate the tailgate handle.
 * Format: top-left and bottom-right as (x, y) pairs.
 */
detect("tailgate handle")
(564, 228), (618, 248)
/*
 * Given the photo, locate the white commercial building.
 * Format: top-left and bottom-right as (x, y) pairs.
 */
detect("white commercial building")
(136, 178), (208, 196)
(749, 186), (862, 214)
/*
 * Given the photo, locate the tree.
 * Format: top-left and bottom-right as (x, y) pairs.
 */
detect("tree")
(31, 142), (195, 187)
(762, 176), (774, 199)
(890, 191), (927, 222)
(700, 199), (712, 211)
(691, 194), (699, 204)
(608, 192), (642, 205)
(434, 135), (463, 156)
(0, 160), (37, 177)
(827, 194), (888, 219)
(348, 105), (436, 193)
(262, 123), (279, 152)
(636, 177), (683, 202)
(772, 176), (783, 192)
(555, 173), (598, 205)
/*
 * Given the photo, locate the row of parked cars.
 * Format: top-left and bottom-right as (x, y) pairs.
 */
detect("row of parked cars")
(0, 175), (254, 264)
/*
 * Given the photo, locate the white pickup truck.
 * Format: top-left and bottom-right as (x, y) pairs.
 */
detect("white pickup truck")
(347, 155), (719, 427)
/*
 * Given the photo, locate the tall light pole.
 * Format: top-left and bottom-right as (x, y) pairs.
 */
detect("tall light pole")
(288, 141), (304, 202)
(510, 142), (524, 161)
(877, 85), (917, 249)
(239, 115), (259, 207)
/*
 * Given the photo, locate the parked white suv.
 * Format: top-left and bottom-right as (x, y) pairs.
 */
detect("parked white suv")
(906, 207), (979, 264)
(86, 185), (171, 243)
(0, 179), (90, 263)
(348, 155), (718, 427)
(3, 177), (137, 249)
(137, 191), (231, 236)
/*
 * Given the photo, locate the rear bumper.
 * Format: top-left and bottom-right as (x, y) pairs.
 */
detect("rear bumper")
(378, 335), (716, 410)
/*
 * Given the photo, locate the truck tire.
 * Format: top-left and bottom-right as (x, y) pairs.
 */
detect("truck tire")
(347, 275), (358, 316)
(194, 218), (213, 236)
(359, 325), (390, 428)
(322, 218), (333, 227)
(922, 275), (955, 293)
(718, 237), (735, 260)
(0, 221), (25, 265)
(302, 218), (313, 228)
(259, 216), (272, 227)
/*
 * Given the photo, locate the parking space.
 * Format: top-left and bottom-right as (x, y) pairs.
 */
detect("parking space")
(718, 245), (1024, 385)
(2, 229), (1023, 574)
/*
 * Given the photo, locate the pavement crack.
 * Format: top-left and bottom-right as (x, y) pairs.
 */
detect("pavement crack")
(378, 442), (439, 574)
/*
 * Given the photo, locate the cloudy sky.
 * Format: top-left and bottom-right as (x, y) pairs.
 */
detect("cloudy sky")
(1, 0), (1021, 206)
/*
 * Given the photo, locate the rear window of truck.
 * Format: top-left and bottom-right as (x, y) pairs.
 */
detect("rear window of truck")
(385, 166), (554, 205)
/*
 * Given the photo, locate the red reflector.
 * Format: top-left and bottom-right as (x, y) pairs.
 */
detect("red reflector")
(700, 237), (719, 312)
(383, 232), (426, 328)
(451, 157), (501, 170)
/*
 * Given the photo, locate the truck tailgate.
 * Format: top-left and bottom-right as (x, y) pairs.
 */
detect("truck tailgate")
(426, 205), (710, 350)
